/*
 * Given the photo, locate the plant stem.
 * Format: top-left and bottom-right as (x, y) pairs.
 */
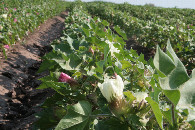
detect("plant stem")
(171, 103), (178, 128)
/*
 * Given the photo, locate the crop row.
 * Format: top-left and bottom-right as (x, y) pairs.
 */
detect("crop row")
(85, 2), (194, 72)
(0, 0), (68, 57)
(34, 4), (195, 129)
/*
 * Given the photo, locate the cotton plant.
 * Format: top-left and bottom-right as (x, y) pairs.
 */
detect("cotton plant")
(98, 73), (149, 118)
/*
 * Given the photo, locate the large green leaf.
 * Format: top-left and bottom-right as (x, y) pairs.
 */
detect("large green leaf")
(177, 77), (195, 121)
(163, 90), (180, 106)
(153, 45), (175, 76)
(60, 54), (82, 70)
(34, 107), (66, 130)
(161, 109), (172, 125)
(153, 41), (194, 122)
(146, 97), (163, 129)
(51, 43), (72, 54)
(55, 101), (92, 130)
(155, 41), (190, 90)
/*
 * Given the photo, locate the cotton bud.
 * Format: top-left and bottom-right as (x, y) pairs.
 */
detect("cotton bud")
(58, 72), (72, 83)
(89, 47), (94, 55)
(58, 72), (79, 89)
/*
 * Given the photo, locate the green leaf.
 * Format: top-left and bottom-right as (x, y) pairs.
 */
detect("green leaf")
(114, 26), (127, 40)
(37, 60), (56, 73)
(34, 108), (64, 130)
(104, 44), (110, 62)
(42, 93), (64, 108)
(146, 97), (163, 129)
(163, 90), (180, 106)
(45, 82), (71, 96)
(55, 101), (92, 130)
(44, 51), (68, 62)
(123, 91), (136, 103)
(51, 43), (72, 54)
(149, 81), (161, 103)
(154, 42), (190, 90)
(114, 35), (125, 46)
(96, 29), (106, 38)
(60, 54), (82, 70)
(190, 68), (195, 78)
(94, 118), (129, 130)
(96, 60), (105, 73)
(153, 45), (175, 76)
(177, 77), (195, 121)
(161, 109), (173, 125)
(83, 28), (90, 37)
(120, 60), (132, 69)
(102, 20), (109, 26)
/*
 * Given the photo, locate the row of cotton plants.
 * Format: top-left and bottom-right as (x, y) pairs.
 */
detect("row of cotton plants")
(33, 5), (195, 129)
(0, 0), (68, 58)
(85, 2), (195, 73)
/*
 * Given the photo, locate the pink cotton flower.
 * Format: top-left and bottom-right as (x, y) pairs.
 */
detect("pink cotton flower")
(14, 18), (17, 23)
(5, 7), (8, 11)
(58, 72), (72, 83)
(4, 45), (9, 49)
(36, 12), (39, 15)
(14, 8), (17, 11)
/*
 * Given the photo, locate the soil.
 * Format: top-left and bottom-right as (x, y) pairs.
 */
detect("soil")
(0, 11), (68, 130)
(125, 38), (155, 61)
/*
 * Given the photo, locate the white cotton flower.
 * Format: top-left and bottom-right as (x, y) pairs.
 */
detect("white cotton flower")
(98, 75), (124, 102)
(170, 26), (174, 30)
(139, 116), (149, 126)
(105, 40), (120, 57)
(133, 92), (148, 102)
(1, 14), (7, 19)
